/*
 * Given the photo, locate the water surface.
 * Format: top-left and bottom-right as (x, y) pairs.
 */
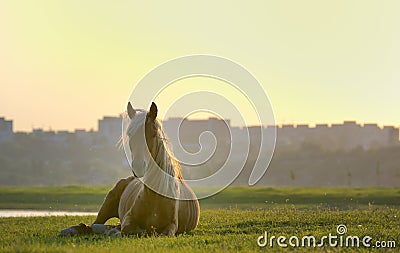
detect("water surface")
(0, 210), (97, 218)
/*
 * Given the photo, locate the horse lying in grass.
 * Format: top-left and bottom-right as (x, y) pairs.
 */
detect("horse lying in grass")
(60, 102), (200, 237)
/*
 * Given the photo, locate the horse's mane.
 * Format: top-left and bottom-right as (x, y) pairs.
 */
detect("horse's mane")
(120, 110), (183, 181)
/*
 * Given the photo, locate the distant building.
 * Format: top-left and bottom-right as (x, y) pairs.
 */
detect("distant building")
(30, 128), (73, 144)
(383, 125), (399, 146)
(272, 121), (399, 150)
(1, 115), (399, 151)
(98, 116), (123, 144)
(163, 117), (231, 146)
(163, 117), (231, 167)
(74, 129), (96, 145)
(0, 117), (13, 142)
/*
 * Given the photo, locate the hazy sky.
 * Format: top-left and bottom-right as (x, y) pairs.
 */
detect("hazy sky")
(1, 1), (399, 131)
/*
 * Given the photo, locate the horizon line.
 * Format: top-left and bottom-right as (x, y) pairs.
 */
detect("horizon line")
(2, 115), (399, 133)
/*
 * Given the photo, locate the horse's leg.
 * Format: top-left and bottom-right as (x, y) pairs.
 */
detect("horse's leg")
(120, 211), (146, 236)
(161, 200), (179, 237)
(93, 177), (135, 224)
(60, 223), (92, 236)
(60, 177), (135, 237)
(161, 222), (178, 237)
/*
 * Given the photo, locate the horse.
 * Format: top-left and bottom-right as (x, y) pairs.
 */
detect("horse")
(60, 102), (200, 237)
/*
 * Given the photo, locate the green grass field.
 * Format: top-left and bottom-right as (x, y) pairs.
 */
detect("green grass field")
(0, 186), (399, 252)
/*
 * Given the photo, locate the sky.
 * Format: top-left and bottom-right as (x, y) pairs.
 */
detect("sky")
(1, 1), (399, 131)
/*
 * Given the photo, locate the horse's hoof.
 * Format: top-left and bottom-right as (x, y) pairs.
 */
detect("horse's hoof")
(121, 225), (144, 236)
(91, 224), (111, 234)
(163, 231), (176, 237)
(60, 223), (92, 236)
(106, 228), (121, 237)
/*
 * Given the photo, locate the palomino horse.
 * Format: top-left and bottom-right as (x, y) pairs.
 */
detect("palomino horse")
(60, 102), (200, 236)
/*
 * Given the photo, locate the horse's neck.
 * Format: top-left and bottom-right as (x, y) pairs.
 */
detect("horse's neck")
(142, 139), (180, 199)
(155, 139), (177, 177)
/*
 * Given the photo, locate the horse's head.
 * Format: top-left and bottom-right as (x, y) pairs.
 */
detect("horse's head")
(126, 102), (159, 177)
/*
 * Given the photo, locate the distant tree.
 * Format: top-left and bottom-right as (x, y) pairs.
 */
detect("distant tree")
(290, 170), (296, 182)
(347, 168), (352, 187)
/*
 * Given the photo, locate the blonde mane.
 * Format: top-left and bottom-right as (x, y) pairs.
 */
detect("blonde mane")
(120, 110), (183, 198)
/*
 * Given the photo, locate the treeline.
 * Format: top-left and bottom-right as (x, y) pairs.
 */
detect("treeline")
(235, 142), (400, 187)
(0, 133), (127, 186)
(0, 135), (399, 186)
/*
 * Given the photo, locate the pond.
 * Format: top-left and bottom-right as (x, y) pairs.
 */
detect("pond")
(0, 210), (97, 218)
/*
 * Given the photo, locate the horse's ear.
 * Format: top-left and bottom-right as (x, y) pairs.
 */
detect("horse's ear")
(148, 102), (158, 121)
(127, 102), (136, 119)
